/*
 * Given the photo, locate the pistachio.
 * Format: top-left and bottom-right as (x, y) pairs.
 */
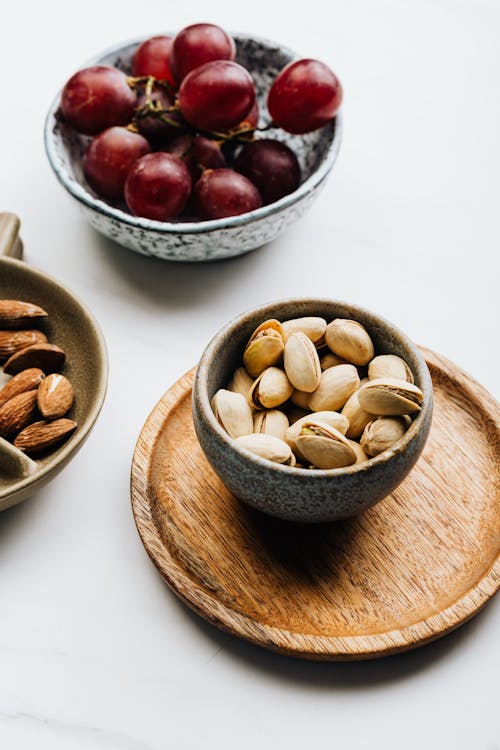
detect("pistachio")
(360, 416), (410, 456)
(283, 332), (321, 393)
(368, 354), (414, 383)
(358, 378), (423, 416)
(325, 319), (375, 366)
(285, 410), (349, 460)
(234, 433), (295, 466)
(249, 367), (294, 410)
(243, 319), (285, 378)
(282, 316), (327, 348)
(319, 351), (347, 370)
(227, 367), (254, 400)
(285, 406), (310, 425)
(290, 389), (311, 409)
(253, 409), (289, 441)
(348, 439), (369, 464)
(341, 390), (374, 439)
(211, 389), (254, 439)
(309, 364), (360, 412)
(295, 421), (357, 470)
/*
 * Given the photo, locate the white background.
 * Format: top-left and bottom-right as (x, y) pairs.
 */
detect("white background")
(1, 0), (499, 748)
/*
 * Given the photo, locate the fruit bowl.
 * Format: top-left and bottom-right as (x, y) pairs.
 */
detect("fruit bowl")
(44, 33), (342, 262)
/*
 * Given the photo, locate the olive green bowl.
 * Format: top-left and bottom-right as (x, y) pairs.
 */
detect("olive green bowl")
(0, 214), (108, 511)
(193, 298), (433, 523)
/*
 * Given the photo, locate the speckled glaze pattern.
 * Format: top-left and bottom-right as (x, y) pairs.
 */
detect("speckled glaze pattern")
(192, 299), (433, 523)
(44, 35), (341, 262)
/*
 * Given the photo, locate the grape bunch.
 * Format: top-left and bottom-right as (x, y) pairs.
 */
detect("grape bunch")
(60, 23), (343, 222)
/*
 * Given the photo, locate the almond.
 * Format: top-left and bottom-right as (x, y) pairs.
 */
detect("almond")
(37, 374), (74, 419)
(0, 300), (48, 329)
(0, 390), (39, 439)
(0, 329), (48, 361)
(3, 343), (65, 375)
(0, 368), (45, 408)
(14, 418), (77, 455)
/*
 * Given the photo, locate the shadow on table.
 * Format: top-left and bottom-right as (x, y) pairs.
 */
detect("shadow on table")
(166, 587), (495, 689)
(91, 230), (276, 311)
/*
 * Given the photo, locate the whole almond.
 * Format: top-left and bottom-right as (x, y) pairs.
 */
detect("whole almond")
(3, 344), (65, 375)
(37, 374), (74, 419)
(0, 329), (48, 361)
(0, 300), (48, 329)
(14, 418), (77, 455)
(0, 368), (45, 408)
(0, 390), (39, 439)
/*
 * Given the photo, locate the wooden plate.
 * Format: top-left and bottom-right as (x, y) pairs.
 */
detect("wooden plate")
(130, 348), (500, 660)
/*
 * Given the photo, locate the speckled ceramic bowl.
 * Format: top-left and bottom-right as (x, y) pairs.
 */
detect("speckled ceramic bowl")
(44, 34), (342, 262)
(193, 299), (433, 523)
(0, 214), (108, 511)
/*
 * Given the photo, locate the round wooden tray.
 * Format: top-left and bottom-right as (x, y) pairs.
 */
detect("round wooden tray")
(130, 348), (500, 660)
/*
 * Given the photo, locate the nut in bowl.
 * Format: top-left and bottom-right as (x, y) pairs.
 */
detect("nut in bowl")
(193, 299), (433, 523)
(45, 26), (342, 262)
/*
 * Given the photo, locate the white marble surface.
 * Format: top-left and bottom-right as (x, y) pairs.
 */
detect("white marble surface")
(1, 0), (499, 748)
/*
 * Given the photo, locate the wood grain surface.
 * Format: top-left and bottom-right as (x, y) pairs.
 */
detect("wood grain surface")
(130, 348), (500, 660)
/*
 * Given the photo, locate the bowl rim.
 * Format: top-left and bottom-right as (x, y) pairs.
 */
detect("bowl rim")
(194, 297), (433, 478)
(0, 257), (109, 503)
(44, 32), (343, 234)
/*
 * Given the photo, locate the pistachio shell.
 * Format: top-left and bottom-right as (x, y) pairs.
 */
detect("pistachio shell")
(341, 390), (374, 438)
(283, 332), (321, 393)
(249, 367), (294, 410)
(282, 317), (327, 347)
(368, 354), (414, 383)
(360, 416), (409, 456)
(285, 411), (350, 460)
(227, 367), (254, 400)
(243, 319), (285, 378)
(309, 364), (360, 412)
(234, 433), (295, 465)
(325, 319), (375, 366)
(319, 351), (348, 370)
(358, 378), (423, 416)
(347, 439), (369, 464)
(290, 389), (311, 409)
(253, 409), (289, 441)
(295, 421), (357, 470)
(211, 389), (254, 438)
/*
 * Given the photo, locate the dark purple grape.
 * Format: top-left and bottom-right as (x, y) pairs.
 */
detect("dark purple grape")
(193, 169), (262, 219)
(164, 134), (225, 181)
(234, 139), (301, 204)
(169, 23), (235, 83)
(134, 86), (185, 147)
(179, 61), (255, 132)
(124, 153), (191, 221)
(61, 66), (137, 135)
(83, 127), (151, 200)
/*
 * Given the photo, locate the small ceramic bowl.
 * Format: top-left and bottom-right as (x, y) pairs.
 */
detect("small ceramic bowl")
(44, 34), (342, 262)
(193, 299), (433, 523)
(0, 214), (108, 511)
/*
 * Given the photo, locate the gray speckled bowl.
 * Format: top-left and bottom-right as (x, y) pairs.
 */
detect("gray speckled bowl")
(193, 299), (433, 523)
(44, 34), (342, 262)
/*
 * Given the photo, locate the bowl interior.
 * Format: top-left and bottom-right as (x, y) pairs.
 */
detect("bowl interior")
(197, 298), (432, 472)
(0, 258), (108, 504)
(46, 34), (337, 227)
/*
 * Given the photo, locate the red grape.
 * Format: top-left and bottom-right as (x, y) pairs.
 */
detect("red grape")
(241, 99), (259, 129)
(124, 153), (191, 220)
(267, 59), (342, 134)
(135, 86), (185, 146)
(61, 66), (137, 135)
(169, 23), (235, 83)
(132, 36), (174, 84)
(179, 61), (255, 132)
(193, 169), (262, 219)
(164, 134), (225, 181)
(234, 139), (300, 204)
(83, 127), (151, 200)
